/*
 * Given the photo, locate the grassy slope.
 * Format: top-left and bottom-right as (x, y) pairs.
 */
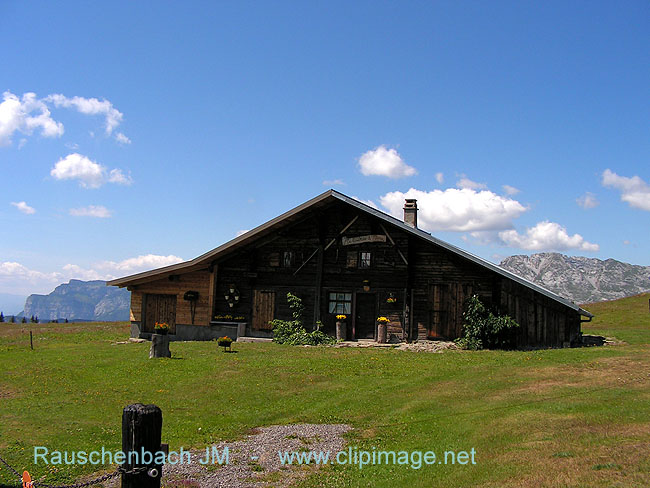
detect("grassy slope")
(0, 294), (648, 487)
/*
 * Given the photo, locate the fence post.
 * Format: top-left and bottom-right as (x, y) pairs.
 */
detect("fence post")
(121, 404), (162, 488)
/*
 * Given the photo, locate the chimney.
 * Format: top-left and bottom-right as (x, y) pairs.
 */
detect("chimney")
(403, 199), (418, 228)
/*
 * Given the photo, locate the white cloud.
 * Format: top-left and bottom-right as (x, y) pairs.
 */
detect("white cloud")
(69, 205), (112, 218)
(379, 187), (527, 232)
(351, 196), (379, 209)
(576, 192), (599, 209)
(323, 179), (345, 186)
(64, 255), (185, 282)
(358, 146), (417, 179)
(0, 254), (185, 295)
(498, 221), (599, 252)
(456, 176), (487, 190)
(502, 184), (520, 196)
(0, 261), (62, 295)
(115, 132), (131, 145)
(602, 169), (650, 211)
(0, 91), (64, 146)
(45, 94), (125, 138)
(435, 172), (444, 184)
(50, 153), (132, 188)
(11, 201), (36, 214)
(107, 168), (133, 185)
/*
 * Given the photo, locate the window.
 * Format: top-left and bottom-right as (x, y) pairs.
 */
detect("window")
(328, 292), (352, 314)
(282, 251), (295, 267)
(359, 252), (371, 268)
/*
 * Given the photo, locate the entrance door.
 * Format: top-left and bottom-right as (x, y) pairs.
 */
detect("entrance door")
(252, 290), (275, 332)
(355, 293), (376, 339)
(144, 294), (177, 334)
(428, 283), (471, 339)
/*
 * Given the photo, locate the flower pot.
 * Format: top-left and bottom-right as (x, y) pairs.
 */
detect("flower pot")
(335, 321), (347, 341)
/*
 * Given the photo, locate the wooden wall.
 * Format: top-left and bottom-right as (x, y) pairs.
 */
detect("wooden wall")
(130, 270), (211, 329)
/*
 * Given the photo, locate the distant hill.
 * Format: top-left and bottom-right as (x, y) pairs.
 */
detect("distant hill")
(22, 280), (130, 321)
(500, 253), (650, 304)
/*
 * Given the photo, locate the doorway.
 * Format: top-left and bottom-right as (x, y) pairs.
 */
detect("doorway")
(143, 294), (177, 334)
(355, 293), (376, 339)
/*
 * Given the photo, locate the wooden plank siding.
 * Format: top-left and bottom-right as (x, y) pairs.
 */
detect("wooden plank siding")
(129, 270), (211, 330)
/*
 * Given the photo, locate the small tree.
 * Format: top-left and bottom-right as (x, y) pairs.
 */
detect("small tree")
(9, 316), (15, 323)
(271, 293), (336, 346)
(21, 317), (27, 323)
(65, 318), (69, 323)
(0, 312), (4, 323)
(457, 295), (519, 350)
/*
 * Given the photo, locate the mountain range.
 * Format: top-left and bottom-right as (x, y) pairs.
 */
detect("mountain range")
(20, 280), (130, 322)
(500, 253), (650, 304)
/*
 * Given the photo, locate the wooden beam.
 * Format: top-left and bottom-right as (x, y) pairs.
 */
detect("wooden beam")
(380, 224), (408, 265)
(208, 264), (218, 320)
(313, 245), (324, 327)
(295, 215), (359, 275)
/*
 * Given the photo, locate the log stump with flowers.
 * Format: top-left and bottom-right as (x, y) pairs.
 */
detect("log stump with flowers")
(335, 314), (347, 341)
(376, 317), (389, 343)
(150, 322), (171, 358)
(217, 336), (233, 352)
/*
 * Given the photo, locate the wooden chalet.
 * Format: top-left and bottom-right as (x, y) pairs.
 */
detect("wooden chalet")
(108, 190), (592, 347)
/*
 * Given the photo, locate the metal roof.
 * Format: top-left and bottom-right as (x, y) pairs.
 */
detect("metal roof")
(108, 189), (593, 318)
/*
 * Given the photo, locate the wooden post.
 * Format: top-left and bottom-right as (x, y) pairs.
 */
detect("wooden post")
(121, 404), (162, 488)
(29, 330), (33, 350)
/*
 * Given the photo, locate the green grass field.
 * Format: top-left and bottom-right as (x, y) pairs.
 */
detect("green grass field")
(1, 294), (649, 487)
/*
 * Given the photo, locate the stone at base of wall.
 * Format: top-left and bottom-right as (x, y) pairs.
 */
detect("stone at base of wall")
(130, 322), (254, 342)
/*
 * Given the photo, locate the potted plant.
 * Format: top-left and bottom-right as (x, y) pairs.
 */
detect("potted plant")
(154, 322), (169, 335)
(376, 316), (389, 343)
(386, 293), (397, 305)
(335, 314), (347, 341)
(217, 336), (233, 352)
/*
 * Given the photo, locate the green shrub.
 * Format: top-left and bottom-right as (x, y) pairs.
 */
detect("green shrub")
(271, 293), (336, 346)
(456, 294), (519, 350)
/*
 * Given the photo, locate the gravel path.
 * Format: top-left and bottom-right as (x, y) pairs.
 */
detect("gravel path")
(105, 423), (351, 488)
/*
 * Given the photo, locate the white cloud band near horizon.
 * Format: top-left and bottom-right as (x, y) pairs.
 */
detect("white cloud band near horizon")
(0, 254), (184, 296)
(498, 221), (599, 252)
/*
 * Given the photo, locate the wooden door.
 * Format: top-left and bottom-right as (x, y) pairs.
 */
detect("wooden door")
(355, 293), (376, 339)
(252, 290), (275, 331)
(144, 294), (177, 334)
(428, 283), (472, 339)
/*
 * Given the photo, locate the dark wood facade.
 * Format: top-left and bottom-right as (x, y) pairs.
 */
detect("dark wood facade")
(110, 191), (590, 348)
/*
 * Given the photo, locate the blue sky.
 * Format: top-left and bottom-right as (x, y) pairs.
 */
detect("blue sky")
(0, 1), (648, 306)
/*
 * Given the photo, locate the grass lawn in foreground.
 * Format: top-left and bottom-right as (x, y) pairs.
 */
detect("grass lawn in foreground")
(0, 294), (649, 487)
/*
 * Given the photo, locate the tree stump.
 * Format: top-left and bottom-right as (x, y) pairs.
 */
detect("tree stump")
(121, 403), (162, 488)
(150, 334), (171, 358)
(377, 322), (387, 343)
(335, 321), (346, 340)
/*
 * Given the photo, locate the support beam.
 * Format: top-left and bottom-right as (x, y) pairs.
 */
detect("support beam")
(313, 245), (324, 327)
(294, 215), (359, 275)
(380, 224), (408, 265)
(207, 264), (218, 320)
